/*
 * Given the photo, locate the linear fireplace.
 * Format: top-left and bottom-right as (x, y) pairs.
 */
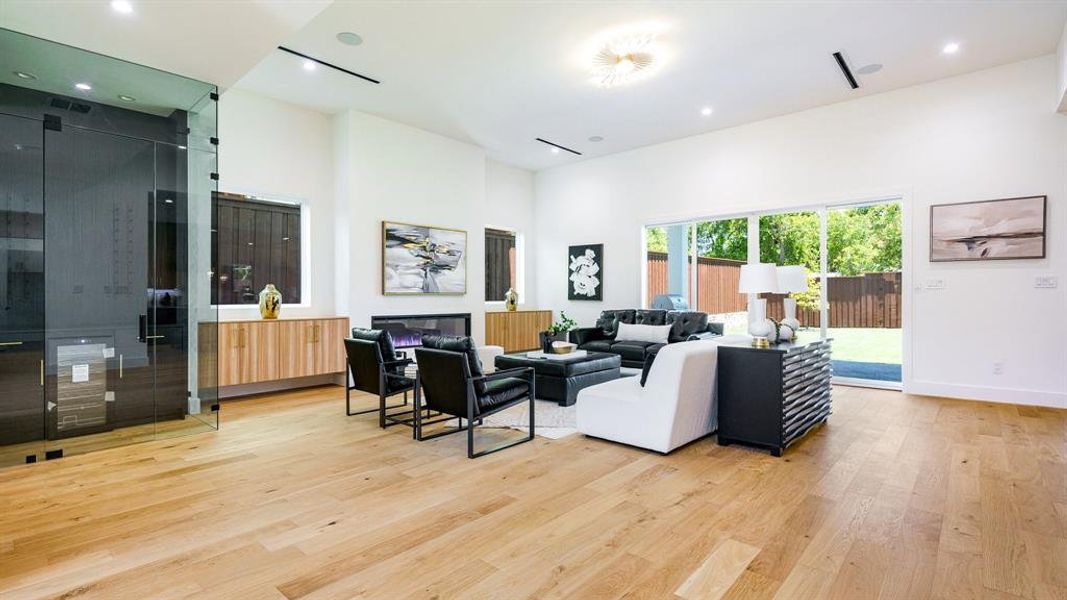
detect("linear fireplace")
(370, 313), (472, 349)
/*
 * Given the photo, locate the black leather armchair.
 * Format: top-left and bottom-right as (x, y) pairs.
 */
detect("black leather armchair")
(415, 335), (535, 459)
(344, 328), (416, 427)
(569, 309), (724, 368)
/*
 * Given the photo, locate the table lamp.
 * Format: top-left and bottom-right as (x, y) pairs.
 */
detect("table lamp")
(738, 263), (779, 339)
(777, 265), (809, 332)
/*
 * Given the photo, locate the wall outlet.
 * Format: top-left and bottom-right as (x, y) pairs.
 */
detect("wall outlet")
(992, 361), (1004, 376)
(1035, 276), (1058, 289)
(924, 278), (946, 290)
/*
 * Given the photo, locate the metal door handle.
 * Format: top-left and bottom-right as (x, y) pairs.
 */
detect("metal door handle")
(146, 335), (165, 340)
(39, 360), (44, 386)
(119, 354), (123, 379)
(0, 341), (23, 347)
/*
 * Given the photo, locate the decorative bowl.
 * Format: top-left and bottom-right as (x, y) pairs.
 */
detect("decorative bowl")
(551, 341), (577, 354)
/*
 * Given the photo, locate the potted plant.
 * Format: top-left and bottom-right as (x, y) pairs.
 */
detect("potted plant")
(540, 311), (578, 353)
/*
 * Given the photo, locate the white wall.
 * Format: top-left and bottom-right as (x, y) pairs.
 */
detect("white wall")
(535, 56), (1067, 407)
(1059, 21), (1067, 112)
(334, 110), (490, 343)
(485, 160), (538, 308)
(218, 88), (336, 319)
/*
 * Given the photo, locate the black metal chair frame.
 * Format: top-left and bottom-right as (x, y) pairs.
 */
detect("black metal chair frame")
(344, 345), (423, 428)
(413, 357), (536, 459)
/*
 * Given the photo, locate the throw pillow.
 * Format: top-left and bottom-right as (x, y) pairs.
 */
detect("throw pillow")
(616, 322), (671, 344)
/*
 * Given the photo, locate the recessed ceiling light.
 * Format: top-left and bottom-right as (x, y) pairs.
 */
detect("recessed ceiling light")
(550, 147), (560, 154)
(13, 71), (37, 80)
(700, 106), (713, 116)
(337, 32), (363, 46)
(302, 59), (317, 71)
(942, 42), (960, 55)
(177, 145), (187, 150)
(591, 34), (660, 87)
(74, 83), (92, 91)
(110, 0), (133, 14)
(164, 198), (174, 204)
(856, 63), (883, 75)
(118, 94), (136, 102)
(588, 135), (604, 142)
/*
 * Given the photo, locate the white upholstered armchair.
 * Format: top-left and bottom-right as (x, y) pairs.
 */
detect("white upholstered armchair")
(575, 339), (728, 453)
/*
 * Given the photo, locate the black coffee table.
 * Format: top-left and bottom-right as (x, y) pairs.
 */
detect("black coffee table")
(494, 351), (621, 406)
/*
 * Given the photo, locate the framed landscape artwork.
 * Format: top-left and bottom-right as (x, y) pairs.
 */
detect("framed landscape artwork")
(568, 243), (603, 301)
(382, 221), (467, 295)
(929, 196), (1046, 262)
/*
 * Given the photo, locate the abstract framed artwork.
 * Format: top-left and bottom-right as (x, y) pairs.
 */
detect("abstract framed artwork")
(568, 243), (603, 301)
(382, 221), (467, 295)
(929, 196), (1046, 262)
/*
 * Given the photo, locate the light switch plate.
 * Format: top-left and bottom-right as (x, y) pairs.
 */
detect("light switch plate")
(1035, 276), (1058, 289)
(924, 278), (946, 290)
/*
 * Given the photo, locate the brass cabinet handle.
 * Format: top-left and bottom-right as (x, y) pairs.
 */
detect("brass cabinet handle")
(39, 360), (44, 386)
(0, 341), (23, 347)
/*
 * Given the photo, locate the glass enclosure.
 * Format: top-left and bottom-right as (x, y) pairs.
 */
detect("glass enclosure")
(0, 28), (219, 466)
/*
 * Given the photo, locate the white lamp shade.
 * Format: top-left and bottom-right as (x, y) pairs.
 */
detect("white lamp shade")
(776, 265), (809, 293)
(738, 263), (780, 294)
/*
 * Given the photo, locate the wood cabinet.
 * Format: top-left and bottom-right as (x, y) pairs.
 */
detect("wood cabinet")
(716, 339), (832, 456)
(485, 310), (553, 353)
(213, 317), (348, 387)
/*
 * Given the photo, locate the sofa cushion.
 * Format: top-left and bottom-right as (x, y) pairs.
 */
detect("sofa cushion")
(611, 341), (656, 362)
(634, 309), (668, 325)
(421, 335), (487, 395)
(580, 340), (613, 353)
(477, 377), (529, 412)
(616, 322), (671, 344)
(666, 311), (710, 343)
(596, 310), (635, 336)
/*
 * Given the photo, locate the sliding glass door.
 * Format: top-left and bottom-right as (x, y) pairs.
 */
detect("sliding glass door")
(824, 203), (902, 383)
(644, 199), (903, 388)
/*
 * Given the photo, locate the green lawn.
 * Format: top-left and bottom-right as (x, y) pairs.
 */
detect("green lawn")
(793, 327), (902, 364)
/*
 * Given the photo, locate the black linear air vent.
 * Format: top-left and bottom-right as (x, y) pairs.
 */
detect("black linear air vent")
(535, 138), (582, 156)
(832, 51), (859, 90)
(49, 97), (71, 110)
(48, 97), (93, 114)
(69, 102), (91, 114)
(278, 46), (381, 85)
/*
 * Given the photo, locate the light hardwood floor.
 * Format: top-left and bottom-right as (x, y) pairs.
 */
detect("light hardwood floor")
(0, 385), (1064, 599)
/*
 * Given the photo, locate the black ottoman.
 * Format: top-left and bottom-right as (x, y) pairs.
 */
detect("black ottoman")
(494, 351), (622, 406)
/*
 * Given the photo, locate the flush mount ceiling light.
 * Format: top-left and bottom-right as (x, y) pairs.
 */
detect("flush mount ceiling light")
(74, 82), (92, 91)
(118, 94), (136, 102)
(302, 59), (317, 71)
(700, 106), (713, 116)
(337, 31), (363, 46)
(14, 71), (37, 80)
(856, 63), (883, 75)
(110, 0), (133, 15)
(942, 42), (960, 55)
(590, 34), (659, 87)
(588, 135), (604, 142)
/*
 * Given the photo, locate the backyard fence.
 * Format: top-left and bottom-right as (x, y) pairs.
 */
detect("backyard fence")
(646, 252), (902, 329)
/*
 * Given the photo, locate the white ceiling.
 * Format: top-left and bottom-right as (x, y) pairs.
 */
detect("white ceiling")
(0, 0), (330, 89)
(234, 1), (1067, 171)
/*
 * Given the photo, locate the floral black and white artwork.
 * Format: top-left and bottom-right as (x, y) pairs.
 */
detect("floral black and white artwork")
(930, 196), (1046, 261)
(568, 244), (603, 301)
(383, 221), (467, 294)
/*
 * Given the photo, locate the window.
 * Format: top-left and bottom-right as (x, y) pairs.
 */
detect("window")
(212, 192), (302, 305)
(484, 227), (517, 302)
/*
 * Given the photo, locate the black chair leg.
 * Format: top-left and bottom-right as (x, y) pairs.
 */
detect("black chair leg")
(413, 375), (421, 440)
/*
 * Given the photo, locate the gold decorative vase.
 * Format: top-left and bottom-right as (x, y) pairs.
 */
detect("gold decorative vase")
(504, 287), (519, 312)
(259, 284), (282, 319)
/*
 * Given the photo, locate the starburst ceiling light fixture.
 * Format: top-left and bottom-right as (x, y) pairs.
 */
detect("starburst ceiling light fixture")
(590, 34), (659, 88)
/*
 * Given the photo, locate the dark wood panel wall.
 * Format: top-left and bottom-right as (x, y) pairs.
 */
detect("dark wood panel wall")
(212, 193), (301, 305)
(484, 228), (516, 302)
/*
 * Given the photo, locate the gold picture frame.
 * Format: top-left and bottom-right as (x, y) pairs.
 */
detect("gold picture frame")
(382, 221), (468, 295)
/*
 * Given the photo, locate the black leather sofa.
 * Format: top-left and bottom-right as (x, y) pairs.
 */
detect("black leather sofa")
(569, 309), (724, 369)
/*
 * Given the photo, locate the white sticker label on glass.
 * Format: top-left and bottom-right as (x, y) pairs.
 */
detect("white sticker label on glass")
(72, 364), (90, 383)
(103, 348), (115, 358)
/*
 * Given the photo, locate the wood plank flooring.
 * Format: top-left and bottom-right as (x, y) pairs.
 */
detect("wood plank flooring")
(0, 385), (1064, 599)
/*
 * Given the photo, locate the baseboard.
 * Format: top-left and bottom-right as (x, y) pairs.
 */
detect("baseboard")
(219, 374), (345, 399)
(906, 380), (1067, 409)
